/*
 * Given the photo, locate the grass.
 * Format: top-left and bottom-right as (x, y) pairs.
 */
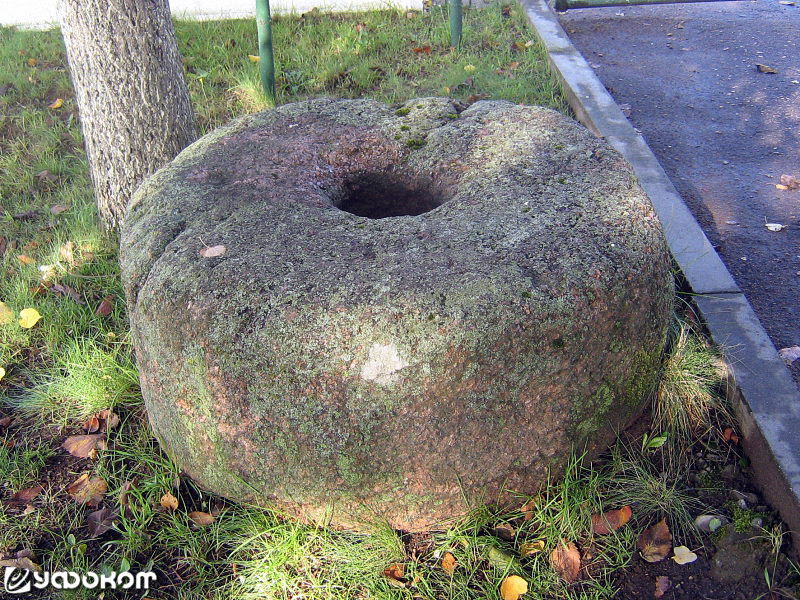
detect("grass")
(0, 3), (797, 599)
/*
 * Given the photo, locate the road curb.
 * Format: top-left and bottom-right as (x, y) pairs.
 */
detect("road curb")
(519, 0), (800, 548)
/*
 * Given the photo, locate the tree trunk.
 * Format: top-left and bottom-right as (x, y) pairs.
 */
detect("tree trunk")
(57, 0), (199, 230)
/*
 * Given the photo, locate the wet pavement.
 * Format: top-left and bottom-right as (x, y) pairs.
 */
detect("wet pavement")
(558, 0), (800, 386)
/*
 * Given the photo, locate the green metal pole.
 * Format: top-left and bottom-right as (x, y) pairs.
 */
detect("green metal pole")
(450, 0), (462, 48)
(555, 0), (744, 11)
(256, 0), (276, 105)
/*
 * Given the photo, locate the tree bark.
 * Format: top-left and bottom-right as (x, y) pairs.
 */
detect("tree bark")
(57, 0), (199, 230)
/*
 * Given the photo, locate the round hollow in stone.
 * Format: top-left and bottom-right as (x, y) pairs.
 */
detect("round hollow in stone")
(120, 98), (673, 531)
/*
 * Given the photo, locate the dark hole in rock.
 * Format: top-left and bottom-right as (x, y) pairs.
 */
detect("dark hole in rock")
(335, 172), (446, 219)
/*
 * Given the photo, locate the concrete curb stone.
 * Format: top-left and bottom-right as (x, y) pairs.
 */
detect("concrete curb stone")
(519, 0), (800, 548)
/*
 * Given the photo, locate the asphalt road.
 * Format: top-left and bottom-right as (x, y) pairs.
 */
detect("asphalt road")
(559, 0), (800, 386)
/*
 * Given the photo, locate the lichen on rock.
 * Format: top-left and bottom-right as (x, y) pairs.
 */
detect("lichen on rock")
(120, 97), (673, 530)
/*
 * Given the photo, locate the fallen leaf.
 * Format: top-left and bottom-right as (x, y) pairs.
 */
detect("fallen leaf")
(188, 511), (215, 527)
(488, 546), (514, 569)
(95, 295), (114, 317)
(694, 514), (727, 533)
(119, 480), (135, 508)
(520, 539), (545, 556)
(521, 498), (537, 520)
(50, 204), (69, 214)
(0, 414), (10, 428)
(412, 46), (432, 54)
(161, 492), (179, 511)
(765, 222), (785, 232)
(84, 416), (100, 433)
(200, 244), (226, 258)
(464, 64), (477, 72)
(248, 54), (261, 62)
(17, 254), (35, 265)
(97, 409), (120, 431)
(494, 522), (516, 541)
(672, 545), (698, 565)
(500, 575), (528, 600)
(50, 282), (85, 305)
(18, 308), (42, 329)
(27, 58), (36, 67)
(48, 98), (63, 109)
(87, 507), (118, 537)
(779, 346), (800, 365)
(780, 175), (799, 189)
(0, 555), (41, 573)
(756, 64), (778, 74)
(383, 563), (406, 587)
(466, 93), (490, 104)
(550, 540), (580, 582)
(637, 519), (672, 563)
(12, 210), (39, 221)
(67, 474), (107, 507)
(62, 434), (106, 459)
(441, 551), (457, 575)
(0, 367), (5, 382)
(0, 302), (12, 325)
(723, 427), (740, 444)
(654, 575), (670, 598)
(592, 505), (633, 534)
(4, 485), (44, 505)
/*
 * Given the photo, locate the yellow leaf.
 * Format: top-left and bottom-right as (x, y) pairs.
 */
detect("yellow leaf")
(500, 575), (528, 600)
(248, 54), (261, 62)
(27, 57), (36, 67)
(0, 367), (5, 381)
(48, 98), (64, 109)
(0, 302), (13, 325)
(18, 308), (42, 329)
(441, 551), (457, 575)
(464, 65), (477, 73)
(520, 539), (545, 556)
(17, 254), (35, 265)
(161, 492), (179, 511)
(671, 546), (698, 565)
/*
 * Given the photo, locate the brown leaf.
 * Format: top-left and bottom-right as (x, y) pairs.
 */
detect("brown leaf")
(119, 480), (135, 508)
(637, 519), (672, 563)
(412, 45), (432, 53)
(592, 505), (633, 534)
(654, 575), (670, 598)
(87, 507), (118, 537)
(161, 492), (179, 511)
(441, 551), (457, 575)
(756, 63), (778, 74)
(0, 554), (41, 573)
(17, 254), (35, 265)
(500, 575), (528, 600)
(199, 244), (226, 258)
(779, 345), (800, 365)
(50, 282), (85, 304)
(84, 416), (100, 434)
(50, 204), (69, 214)
(95, 295), (113, 317)
(494, 522), (516, 541)
(383, 563), (407, 587)
(4, 484), (44, 506)
(723, 427), (740, 444)
(62, 434), (106, 459)
(466, 93), (490, 105)
(0, 415), (11, 429)
(12, 210), (39, 221)
(550, 540), (581, 583)
(188, 510), (215, 527)
(98, 409), (120, 431)
(67, 473), (107, 507)
(0, 236), (6, 258)
(779, 174), (799, 190)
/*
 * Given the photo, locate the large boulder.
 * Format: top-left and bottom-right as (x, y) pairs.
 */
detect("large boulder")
(120, 98), (673, 530)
